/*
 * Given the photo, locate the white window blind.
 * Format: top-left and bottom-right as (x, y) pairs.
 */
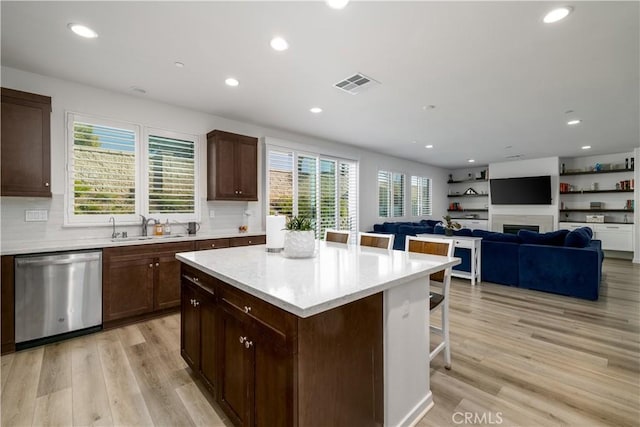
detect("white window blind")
(67, 113), (199, 225)
(148, 134), (196, 215)
(378, 170), (405, 218)
(70, 120), (137, 218)
(411, 176), (432, 216)
(267, 147), (358, 239)
(267, 150), (294, 216)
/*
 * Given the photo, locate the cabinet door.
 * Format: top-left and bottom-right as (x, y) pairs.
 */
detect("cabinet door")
(250, 323), (292, 427)
(200, 290), (217, 391)
(181, 282), (201, 369)
(213, 135), (238, 199)
(155, 253), (182, 310)
(104, 256), (155, 322)
(235, 136), (258, 201)
(1, 88), (51, 197)
(595, 224), (634, 251)
(1, 256), (15, 354)
(218, 303), (250, 427)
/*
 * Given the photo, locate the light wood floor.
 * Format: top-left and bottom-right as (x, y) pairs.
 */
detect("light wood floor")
(1, 258), (638, 427)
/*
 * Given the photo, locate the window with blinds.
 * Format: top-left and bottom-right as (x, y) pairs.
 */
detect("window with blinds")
(67, 113), (199, 224)
(378, 170), (405, 218)
(411, 176), (432, 216)
(148, 134), (195, 214)
(267, 148), (358, 239)
(71, 120), (137, 216)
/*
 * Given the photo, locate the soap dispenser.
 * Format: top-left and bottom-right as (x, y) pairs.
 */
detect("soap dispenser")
(163, 220), (171, 235)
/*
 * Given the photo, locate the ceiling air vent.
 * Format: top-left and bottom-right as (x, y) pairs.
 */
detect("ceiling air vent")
(505, 154), (524, 159)
(333, 72), (380, 95)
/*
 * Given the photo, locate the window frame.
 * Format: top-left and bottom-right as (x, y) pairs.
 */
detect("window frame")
(265, 145), (359, 239)
(378, 170), (406, 219)
(410, 175), (433, 217)
(65, 112), (200, 226)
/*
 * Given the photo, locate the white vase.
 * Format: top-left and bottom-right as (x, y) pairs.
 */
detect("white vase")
(283, 230), (316, 258)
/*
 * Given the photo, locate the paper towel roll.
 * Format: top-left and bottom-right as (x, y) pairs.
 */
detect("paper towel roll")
(266, 215), (286, 251)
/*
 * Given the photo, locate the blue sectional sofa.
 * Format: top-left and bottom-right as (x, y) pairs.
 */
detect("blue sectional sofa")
(368, 221), (603, 300)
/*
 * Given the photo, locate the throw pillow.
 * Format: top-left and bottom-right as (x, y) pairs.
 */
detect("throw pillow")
(564, 228), (591, 248)
(518, 229), (569, 246)
(454, 228), (472, 237)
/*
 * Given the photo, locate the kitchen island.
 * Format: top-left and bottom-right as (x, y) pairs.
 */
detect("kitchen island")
(176, 241), (459, 427)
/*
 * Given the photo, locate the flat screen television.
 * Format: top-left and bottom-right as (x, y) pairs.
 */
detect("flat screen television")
(490, 175), (552, 205)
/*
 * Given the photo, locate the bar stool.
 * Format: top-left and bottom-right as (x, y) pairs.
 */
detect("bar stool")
(324, 229), (350, 244)
(358, 232), (394, 250)
(405, 235), (454, 369)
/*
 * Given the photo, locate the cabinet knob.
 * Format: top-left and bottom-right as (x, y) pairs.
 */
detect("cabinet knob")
(245, 340), (253, 349)
(239, 336), (246, 344)
(234, 190), (239, 195)
(194, 300), (200, 307)
(248, 240), (252, 244)
(238, 190), (243, 195)
(193, 277), (199, 282)
(149, 263), (153, 268)
(211, 244), (215, 247)
(190, 298), (195, 305)
(155, 262), (159, 267)
(244, 305), (251, 313)
(44, 182), (50, 187)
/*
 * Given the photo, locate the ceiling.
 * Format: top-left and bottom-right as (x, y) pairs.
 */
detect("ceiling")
(2, 1), (638, 168)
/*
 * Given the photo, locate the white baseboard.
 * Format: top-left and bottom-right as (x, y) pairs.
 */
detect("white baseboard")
(397, 391), (434, 427)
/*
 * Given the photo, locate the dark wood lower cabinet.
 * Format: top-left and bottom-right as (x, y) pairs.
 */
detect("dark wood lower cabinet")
(1, 255), (15, 355)
(180, 262), (382, 427)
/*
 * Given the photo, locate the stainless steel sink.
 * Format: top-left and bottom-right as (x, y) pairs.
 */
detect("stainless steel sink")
(111, 234), (185, 242)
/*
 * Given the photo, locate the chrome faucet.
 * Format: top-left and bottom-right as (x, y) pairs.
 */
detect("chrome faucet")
(140, 215), (158, 236)
(109, 216), (120, 239)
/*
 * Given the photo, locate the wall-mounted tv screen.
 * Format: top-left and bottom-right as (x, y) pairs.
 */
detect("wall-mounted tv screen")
(490, 175), (552, 205)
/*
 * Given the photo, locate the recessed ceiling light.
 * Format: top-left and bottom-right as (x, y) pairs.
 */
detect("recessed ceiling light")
(174, 62), (184, 68)
(326, 0), (349, 9)
(543, 7), (572, 24)
(581, 145), (591, 150)
(567, 119), (582, 125)
(225, 78), (239, 87)
(270, 37), (289, 51)
(310, 107), (323, 114)
(130, 86), (146, 94)
(422, 105), (436, 110)
(425, 145), (434, 149)
(67, 23), (98, 39)
(468, 159), (475, 163)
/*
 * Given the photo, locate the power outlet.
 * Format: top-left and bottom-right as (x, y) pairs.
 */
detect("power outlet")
(209, 209), (215, 218)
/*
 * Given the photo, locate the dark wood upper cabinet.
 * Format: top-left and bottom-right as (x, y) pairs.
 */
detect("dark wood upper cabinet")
(207, 130), (258, 201)
(1, 87), (52, 197)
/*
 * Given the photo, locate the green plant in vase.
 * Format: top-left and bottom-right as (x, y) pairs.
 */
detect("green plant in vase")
(442, 215), (461, 236)
(283, 216), (316, 258)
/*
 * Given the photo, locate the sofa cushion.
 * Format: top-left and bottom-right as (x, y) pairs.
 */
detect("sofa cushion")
(434, 225), (445, 235)
(472, 229), (521, 243)
(564, 227), (592, 248)
(373, 224), (384, 232)
(518, 229), (569, 246)
(454, 228), (473, 237)
(382, 222), (405, 233)
(397, 225), (432, 235)
(419, 219), (441, 227)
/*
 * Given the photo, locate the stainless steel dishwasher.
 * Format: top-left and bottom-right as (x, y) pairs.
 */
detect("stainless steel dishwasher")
(15, 250), (102, 346)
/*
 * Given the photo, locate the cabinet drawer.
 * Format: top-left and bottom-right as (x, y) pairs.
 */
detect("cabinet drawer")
(218, 281), (296, 340)
(196, 238), (230, 251)
(593, 224), (634, 251)
(181, 263), (216, 294)
(230, 235), (266, 247)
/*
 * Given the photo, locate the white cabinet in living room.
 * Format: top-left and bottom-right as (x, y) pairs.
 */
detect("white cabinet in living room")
(456, 219), (488, 230)
(559, 222), (634, 251)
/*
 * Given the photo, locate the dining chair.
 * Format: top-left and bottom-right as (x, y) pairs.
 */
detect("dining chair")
(358, 232), (394, 250)
(324, 229), (350, 244)
(405, 235), (454, 369)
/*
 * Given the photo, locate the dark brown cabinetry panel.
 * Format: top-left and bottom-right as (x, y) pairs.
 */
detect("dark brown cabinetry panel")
(195, 238), (231, 251)
(181, 282), (200, 368)
(229, 235), (266, 247)
(103, 241), (194, 326)
(103, 256), (155, 322)
(207, 130), (258, 201)
(1, 255), (15, 354)
(1, 88), (51, 197)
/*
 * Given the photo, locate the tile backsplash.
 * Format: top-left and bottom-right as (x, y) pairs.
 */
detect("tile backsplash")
(1, 195), (263, 247)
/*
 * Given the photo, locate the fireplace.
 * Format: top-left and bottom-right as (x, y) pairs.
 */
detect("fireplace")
(491, 214), (554, 233)
(503, 224), (539, 235)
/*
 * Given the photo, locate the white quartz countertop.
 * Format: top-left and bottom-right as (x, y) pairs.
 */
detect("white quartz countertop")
(176, 241), (460, 318)
(0, 231), (266, 255)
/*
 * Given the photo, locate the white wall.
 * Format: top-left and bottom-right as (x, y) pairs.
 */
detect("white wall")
(488, 157), (560, 229)
(0, 67), (449, 246)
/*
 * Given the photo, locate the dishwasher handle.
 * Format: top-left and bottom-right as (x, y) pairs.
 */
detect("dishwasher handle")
(16, 253), (101, 267)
